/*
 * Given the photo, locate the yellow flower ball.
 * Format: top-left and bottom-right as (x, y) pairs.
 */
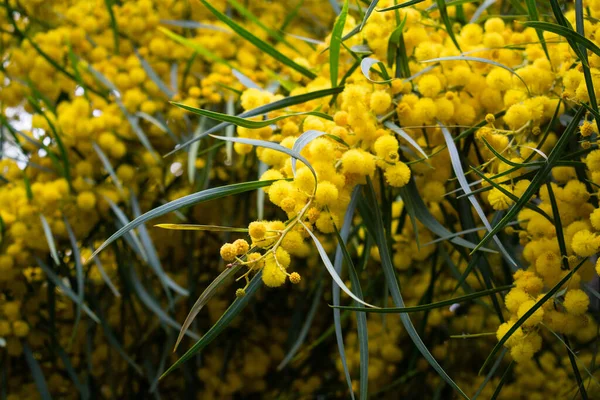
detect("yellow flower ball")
(384, 162), (411, 187)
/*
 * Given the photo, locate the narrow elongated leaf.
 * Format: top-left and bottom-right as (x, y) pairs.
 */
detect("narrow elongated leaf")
(359, 1), (379, 30)
(398, 180), (494, 252)
(172, 102), (331, 129)
(384, 121), (428, 158)
(91, 252), (120, 297)
(188, 117), (206, 185)
(210, 135), (317, 180)
(332, 188), (368, 400)
(159, 27), (232, 66)
(40, 214), (60, 265)
(56, 345), (90, 400)
(435, 0), (461, 51)
(302, 220), (377, 308)
(232, 69), (261, 89)
(291, 129), (328, 174)
(92, 143), (123, 193)
(165, 87), (343, 156)
(37, 258), (100, 323)
(104, 0), (119, 54)
(472, 106), (585, 253)
(227, 0), (298, 53)
(331, 187), (361, 400)
(330, 0), (349, 88)
(131, 192), (189, 297)
(104, 198), (148, 262)
(523, 21), (600, 59)
(135, 49), (175, 98)
(64, 218), (84, 343)
(174, 265), (242, 351)
(470, 0), (497, 22)
(128, 266), (197, 339)
(277, 279), (324, 370)
(361, 57), (393, 84)
(334, 284), (512, 313)
(441, 124), (517, 267)
(160, 19), (229, 32)
(161, 271), (263, 378)
(377, 0), (425, 11)
(199, 0), (316, 79)
(156, 224), (249, 232)
(362, 179), (469, 399)
(88, 180), (277, 262)
(480, 259), (586, 374)
(23, 343), (51, 400)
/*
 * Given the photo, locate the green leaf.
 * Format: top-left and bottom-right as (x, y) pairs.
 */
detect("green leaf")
(227, 0), (298, 53)
(199, 0), (316, 79)
(130, 192), (189, 297)
(87, 180), (278, 262)
(277, 279), (325, 371)
(385, 121), (428, 158)
(331, 188), (362, 400)
(134, 48), (176, 98)
(472, 348), (507, 400)
(155, 224), (249, 232)
(360, 57), (393, 84)
(333, 284), (513, 313)
(359, 1), (379, 30)
(23, 343), (51, 400)
(332, 190), (368, 400)
(361, 178), (469, 399)
(174, 265), (242, 351)
(480, 258), (586, 374)
(377, 0), (425, 12)
(64, 218), (84, 344)
(435, 0), (461, 51)
(92, 143), (124, 194)
(128, 265), (197, 339)
(472, 106), (585, 253)
(36, 257), (100, 323)
(159, 27), (233, 67)
(160, 271), (263, 378)
(291, 129), (327, 174)
(165, 87), (344, 156)
(172, 102), (332, 129)
(40, 214), (60, 265)
(104, 0), (120, 54)
(398, 180), (493, 252)
(330, 0), (349, 88)
(525, 0), (551, 62)
(523, 21), (600, 61)
(188, 118), (207, 185)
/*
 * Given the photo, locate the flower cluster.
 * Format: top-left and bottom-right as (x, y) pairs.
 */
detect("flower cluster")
(3, 0), (600, 399)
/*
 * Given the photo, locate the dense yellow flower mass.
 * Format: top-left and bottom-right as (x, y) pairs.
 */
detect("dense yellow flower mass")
(3, 0), (600, 398)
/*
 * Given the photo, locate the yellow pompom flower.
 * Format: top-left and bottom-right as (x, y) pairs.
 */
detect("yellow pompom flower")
(563, 289), (589, 316)
(517, 299), (544, 327)
(341, 149), (375, 176)
(76, 191), (96, 210)
(418, 75), (441, 98)
(503, 103), (532, 130)
(220, 243), (237, 262)
(571, 229), (600, 257)
(384, 162), (411, 187)
(369, 91), (392, 114)
(487, 185), (513, 210)
(315, 181), (339, 207)
(249, 221), (267, 240)
(262, 259), (287, 288)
